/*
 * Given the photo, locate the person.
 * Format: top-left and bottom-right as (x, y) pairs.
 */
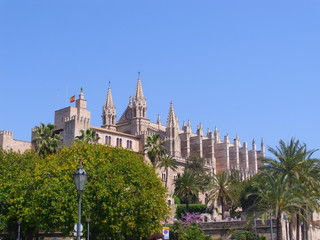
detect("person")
(148, 233), (164, 240)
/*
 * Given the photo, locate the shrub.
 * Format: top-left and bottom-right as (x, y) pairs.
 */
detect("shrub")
(230, 230), (255, 240)
(176, 204), (207, 218)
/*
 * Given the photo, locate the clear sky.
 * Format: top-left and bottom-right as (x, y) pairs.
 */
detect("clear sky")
(1, 1), (319, 157)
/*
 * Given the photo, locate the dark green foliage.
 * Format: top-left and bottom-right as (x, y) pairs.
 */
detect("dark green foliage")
(174, 196), (181, 204)
(32, 123), (62, 156)
(170, 222), (211, 240)
(231, 230), (266, 240)
(0, 143), (169, 239)
(75, 129), (100, 143)
(240, 177), (259, 211)
(176, 205), (207, 218)
(174, 170), (200, 211)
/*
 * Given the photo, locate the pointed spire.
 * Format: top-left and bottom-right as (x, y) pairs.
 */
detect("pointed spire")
(157, 114), (161, 125)
(134, 73), (145, 102)
(197, 123), (203, 137)
(102, 83), (116, 129)
(129, 96), (133, 107)
(206, 128), (211, 137)
(234, 134), (240, 146)
(167, 101), (178, 127)
(105, 87), (114, 108)
(252, 139), (256, 150)
(224, 134), (230, 143)
(214, 126), (220, 142)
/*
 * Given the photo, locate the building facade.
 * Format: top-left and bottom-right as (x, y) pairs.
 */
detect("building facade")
(1, 75), (265, 205)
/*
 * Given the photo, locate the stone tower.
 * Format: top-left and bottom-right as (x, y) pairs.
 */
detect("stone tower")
(102, 85), (117, 130)
(130, 74), (150, 136)
(166, 102), (181, 157)
(54, 89), (90, 145)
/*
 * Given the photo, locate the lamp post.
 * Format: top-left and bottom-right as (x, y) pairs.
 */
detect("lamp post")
(73, 163), (88, 240)
(86, 218), (91, 240)
(17, 221), (21, 240)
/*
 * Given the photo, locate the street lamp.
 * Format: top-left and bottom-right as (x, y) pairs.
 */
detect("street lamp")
(86, 218), (91, 240)
(73, 162), (88, 240)
(17, 221), (21, 240)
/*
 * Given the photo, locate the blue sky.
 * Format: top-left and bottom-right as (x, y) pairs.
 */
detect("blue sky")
(1, 1), (320, 157)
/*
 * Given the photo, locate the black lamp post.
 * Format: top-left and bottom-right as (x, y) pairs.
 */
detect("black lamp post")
(86, 218), (91, 240)
(73, 163), (88, 240)
(17, 221), (21, 240)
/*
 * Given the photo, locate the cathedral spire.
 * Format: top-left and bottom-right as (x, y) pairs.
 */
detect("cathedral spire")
(166, 101), (181, 157)
(197, 123), (203, 137)
(105, 87), (114, 109)
(214, 126), (220, 143)
(102, 84), (116, 130)
(133, 73), (147, 118)
(134, 73), (146, 102)
(167, 101), (178, 127)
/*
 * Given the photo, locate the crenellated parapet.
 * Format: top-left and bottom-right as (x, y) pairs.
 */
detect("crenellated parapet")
(0, 130), (13, 136)
(63, 115), (90, 125)
(0, 130), (31, 152)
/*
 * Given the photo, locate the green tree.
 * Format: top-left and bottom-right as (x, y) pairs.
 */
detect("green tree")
(260, 138), (320, 240)
(174, 170), (200, 212)
(207, 172), (240, 220)
(144, 134), (167, 167)
(185, 154), (212, 193)
(157, 155), (178, 189)
(249, 172), (306, 240)
(0, 143), (169, 239)
(75, 129), (100, 143)
(32, 123), (62, 156)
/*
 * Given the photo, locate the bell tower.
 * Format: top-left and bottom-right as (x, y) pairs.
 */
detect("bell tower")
(102, 83), (117, 131)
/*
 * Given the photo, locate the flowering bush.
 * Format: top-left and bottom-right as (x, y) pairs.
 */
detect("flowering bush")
(179, 212), (203, 225)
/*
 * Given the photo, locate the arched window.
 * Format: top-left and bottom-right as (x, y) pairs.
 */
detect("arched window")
(162, 173), (166, 181)
(106, 136), (111, 145)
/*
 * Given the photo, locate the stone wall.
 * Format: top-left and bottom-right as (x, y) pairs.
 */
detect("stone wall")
(0, 130), (31, 152)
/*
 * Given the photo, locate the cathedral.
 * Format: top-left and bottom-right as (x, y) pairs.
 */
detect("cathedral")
(0, 75), (265, 199)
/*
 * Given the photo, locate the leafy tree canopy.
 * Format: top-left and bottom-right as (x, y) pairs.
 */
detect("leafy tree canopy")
(0, 143), (169, 239)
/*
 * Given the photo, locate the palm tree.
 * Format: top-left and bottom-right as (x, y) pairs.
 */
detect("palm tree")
(144, 134), (167, 168)
(174, 170), (200, 212)
(249, 172), (307, 240)
(157, 155), (178, 189)
(261, 138), (320, 240)
(75, 129), (100, 143)
(207, 172), (240, 220)
(32, 123), (61, 156)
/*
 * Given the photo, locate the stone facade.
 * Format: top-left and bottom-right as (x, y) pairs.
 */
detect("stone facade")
(0, 130), (31, 153)
(50, 76), (265, 205)
(0, 75), (264, 205)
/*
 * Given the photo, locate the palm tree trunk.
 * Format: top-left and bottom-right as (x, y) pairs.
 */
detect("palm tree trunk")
(296, 214), (300, 240)
(289, 221), (293, 240)
(304, 208), (308, 240)
(165, 167), (168, 189)
(277, 212), (283, 240)
(220, 197), (224, 220)
(186, 192), (189, 212)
